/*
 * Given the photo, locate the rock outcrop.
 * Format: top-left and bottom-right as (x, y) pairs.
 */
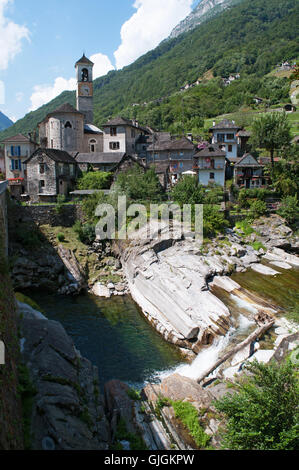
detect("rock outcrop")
(18, 302), (110, 450)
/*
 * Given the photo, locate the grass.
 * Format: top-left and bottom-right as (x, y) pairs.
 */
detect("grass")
(113, 417), (147, 451)
(171, 400), (211, 449)
(15, 292), (44, 314)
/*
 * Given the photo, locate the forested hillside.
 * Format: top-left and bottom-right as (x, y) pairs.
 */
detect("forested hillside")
(0, 0), (298, 141)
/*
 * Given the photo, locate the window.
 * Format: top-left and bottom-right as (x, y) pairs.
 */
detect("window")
(89, 139), (97, 153)
(39, 163), (45, 174)
(211, 159), (215, 169)
(210, 173), (215, 180)
(228, 145), (233, 152)
(40, 180), (45, 189)
(58, 163), (64, 175)
(227, 134), (234, 140)
(217, 134), (225, 143)
(109, 142), (120, 150)
(81, 68), (89, 82)
(10, 146), (21, 157)
(70, 164), (75, 176)
(110, 127), (117, 136)
(65, 121), (72, 129)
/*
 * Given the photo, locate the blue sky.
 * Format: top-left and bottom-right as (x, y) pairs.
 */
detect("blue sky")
(0, 0), (199, 122)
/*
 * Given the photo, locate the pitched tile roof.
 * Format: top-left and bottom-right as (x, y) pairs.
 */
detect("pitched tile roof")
(209, 119), (241, 131)
(194, 144), (226, 158)
(75, 152), (125, 164)
(147, 136), (194, 152)
(24, 148), (77, 164)
(1, 133), (31, 143)
(75, 54), (94, 66)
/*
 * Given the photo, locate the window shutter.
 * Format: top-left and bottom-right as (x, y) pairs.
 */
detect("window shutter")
(11, 159), (14, 170)
(18, 146), (21, 156)
(11, 146), (14, 156)
(19, 159), (21, 170)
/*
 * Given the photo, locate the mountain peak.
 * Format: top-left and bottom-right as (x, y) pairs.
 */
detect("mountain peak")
(0, 111), (13, 132)
(168, 0), (236, 39)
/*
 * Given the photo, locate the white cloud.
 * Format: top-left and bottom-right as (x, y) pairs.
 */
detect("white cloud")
(29, 77), (76, 111)
(90, 52), (115, 79)
(0, 0), (29, 70)
(114, 0), (193, 69)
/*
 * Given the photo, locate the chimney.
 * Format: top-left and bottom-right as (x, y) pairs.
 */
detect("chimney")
(213, 121), (216, 127)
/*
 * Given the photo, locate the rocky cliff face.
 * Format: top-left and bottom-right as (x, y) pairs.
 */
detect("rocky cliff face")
(168, 0), (237, 40)
(18, 302), (110, 450)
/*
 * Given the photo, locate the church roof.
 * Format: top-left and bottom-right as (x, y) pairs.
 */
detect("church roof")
(75, 54), (94, 66)
(50, 103), (83, 115)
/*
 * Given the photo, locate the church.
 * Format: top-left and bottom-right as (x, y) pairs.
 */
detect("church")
(8, 54), (152, 202)
(38, 54), (103, 155)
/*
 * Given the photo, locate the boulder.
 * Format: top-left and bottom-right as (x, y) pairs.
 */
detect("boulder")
(91, 283), (111, 298)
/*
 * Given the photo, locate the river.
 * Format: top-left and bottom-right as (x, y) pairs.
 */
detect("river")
(27, 264), (299, 388)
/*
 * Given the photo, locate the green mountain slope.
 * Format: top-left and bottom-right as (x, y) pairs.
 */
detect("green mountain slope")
(0, 111), (13, 131)
(1, 0), (298, 142)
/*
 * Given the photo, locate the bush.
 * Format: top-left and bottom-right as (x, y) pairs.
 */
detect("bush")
(278, 195), (299, 225)
(215, 360), (299, 450)
(57, 233), (65, 242)
(171, 176), (205, 206)
(203, 205), (229, 237)
(73, 221), (96, 245)
(77, 171), (113, 190)
(55, 194), (66, 214)
(171, 400), (211, 449)
(116, 165), (165, 202)
(248, 199), (267, 219)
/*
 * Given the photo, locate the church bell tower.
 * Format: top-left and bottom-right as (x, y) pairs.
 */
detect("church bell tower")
(75, 54), (94, 124)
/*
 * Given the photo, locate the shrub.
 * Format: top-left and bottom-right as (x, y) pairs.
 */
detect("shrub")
(248, 199), (267, 219)
(203, 205), (229, 237)
(57, 233), (65, 242)
(77, 171), (113, 190)
(171, 400), (211, 449)
(55, 194), (66, 214)
(171, 176), (205, 206)
(214, 360), (299, 450)
(278, 195), (299, 225)
(73, 221), (96, 245)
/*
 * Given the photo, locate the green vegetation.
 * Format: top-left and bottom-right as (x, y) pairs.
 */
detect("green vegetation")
(126, 388), (142, 401)
(278, 195), (299, 225)
(77, 171), (113, 190)
(171, 400), (211, 449)
(116, 165), (165, 202)
(215, 360), (299, 450)
(113, 417), (147, 451)
(250, 112), (292, 166)
(54, 195), (66, 215)
(171, 176), (205, 205)
(1, 0), (298, 141)
(15, 293), (44, 314)
(57, 232), (65, 242)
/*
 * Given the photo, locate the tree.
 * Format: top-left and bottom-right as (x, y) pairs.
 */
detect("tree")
(278, 195), (299, 225)
(215, 360), (299, 450)
(77, 171), (113, 190)
(250, 112), (291, 167)
(171, 176), (205, 206)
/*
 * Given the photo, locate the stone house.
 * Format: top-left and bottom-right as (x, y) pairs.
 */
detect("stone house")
(234, 153), (265, 189)
(102, 117), (151, 156)
(75, 152), (125, 173)
(193, 144), (226, 187)
(1, 133), (38, 198)
(147, 136), (195, 183)
(210, 119), (241, 161)
(24, 148), (78, 203)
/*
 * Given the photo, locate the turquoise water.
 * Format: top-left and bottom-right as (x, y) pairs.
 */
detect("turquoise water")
(28, 292), (185, 389)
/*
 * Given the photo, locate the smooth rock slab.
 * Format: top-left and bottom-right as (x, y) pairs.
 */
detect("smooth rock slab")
(251, 264), (281, 276)
(91, 282), (111, 298)
(269, 261), (292, 270)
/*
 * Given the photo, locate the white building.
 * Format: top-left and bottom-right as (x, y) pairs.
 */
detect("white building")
(1, 133), (38, 197)
(194, 144), (226, 187)
(102, 117), (150, 155)
(210, 119), (241, 161)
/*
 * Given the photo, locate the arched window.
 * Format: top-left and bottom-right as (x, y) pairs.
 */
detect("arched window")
(65, 121), (72, 129)
(89, 139), (97, 153)
(81, 68), (89, 82)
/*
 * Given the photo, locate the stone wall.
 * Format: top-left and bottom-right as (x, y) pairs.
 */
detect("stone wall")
(11, 203), (84, 228)
(0, 181), (8, 256)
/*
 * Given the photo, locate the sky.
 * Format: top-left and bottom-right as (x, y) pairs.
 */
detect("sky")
(0, 0), (199, 123)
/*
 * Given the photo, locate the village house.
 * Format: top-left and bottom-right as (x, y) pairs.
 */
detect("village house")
(236, 129), (251, 156)
(1, 133), (38, 198)
(210, 119), (241, 161)
(234, 153), (265, 189)
(101, 117), (150, 156)
(75, 152), (125, 173)
(193, 144), (226, 187)
(147, 135), (195, 184)
(24, 148), (78, 203)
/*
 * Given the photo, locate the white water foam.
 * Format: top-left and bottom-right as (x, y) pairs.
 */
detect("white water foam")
(230, 294), (259, 314)
(154, 327), (235, 382)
